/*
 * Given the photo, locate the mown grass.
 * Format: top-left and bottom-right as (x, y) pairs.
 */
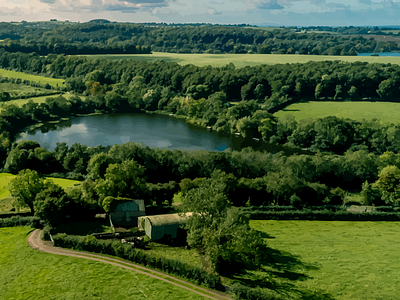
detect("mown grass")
(0, 227), (207, 300)
(237, 220), (400, 299)
(0, 173), (80, 213)
(274, 100), (400, 125)
(85, 52), (400, 68)
(0, 68), (65, 88)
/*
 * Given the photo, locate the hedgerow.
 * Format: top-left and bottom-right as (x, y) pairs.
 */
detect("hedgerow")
(0, 215), (41, 228)
(52, 233), (223, 290)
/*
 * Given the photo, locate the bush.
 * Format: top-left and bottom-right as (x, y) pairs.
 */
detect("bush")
(0, 216), (41, 228)
(52, 233), (223, 290)
(231, 283), (288, 300)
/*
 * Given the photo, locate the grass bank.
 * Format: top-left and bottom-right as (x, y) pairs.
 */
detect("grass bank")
(241, 220), (400, 299)
(84, 52), (400, 68)
(0, 227), (207, 299)
(274, 100), (400, 124)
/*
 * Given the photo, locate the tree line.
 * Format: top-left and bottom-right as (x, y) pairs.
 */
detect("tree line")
(0, 21), (379, 55)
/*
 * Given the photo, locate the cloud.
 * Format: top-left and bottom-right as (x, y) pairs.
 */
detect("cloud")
(258, 0), (284, 9)
(208, 7), (222, 14)
(105, 4), (140, 12)
(358, 0), (372, 4)
(38, 0), (57, 4)
(123, 0), (169, 3)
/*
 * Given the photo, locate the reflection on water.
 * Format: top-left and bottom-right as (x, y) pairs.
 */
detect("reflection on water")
(16, 113), (299, 154)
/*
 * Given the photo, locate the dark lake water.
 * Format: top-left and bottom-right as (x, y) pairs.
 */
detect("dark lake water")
(15, 113), (300, 154)
(357, 52), (400, 56)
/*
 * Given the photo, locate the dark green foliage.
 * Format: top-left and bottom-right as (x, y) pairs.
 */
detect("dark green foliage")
(230, 283), (288, 300)
(0, 215), (41, 228)
(52, 233), (223, 290)
(146, 181), (179, 206)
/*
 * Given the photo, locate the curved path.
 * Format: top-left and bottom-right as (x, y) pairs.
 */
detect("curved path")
(27, 229), (232, 300)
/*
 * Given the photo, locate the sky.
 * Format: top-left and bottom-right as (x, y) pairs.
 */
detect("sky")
(1, 0), (400, 27)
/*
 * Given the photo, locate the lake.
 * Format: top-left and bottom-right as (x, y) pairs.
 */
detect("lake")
(357, 52), (400, 56)
(15, 112), (301, 154)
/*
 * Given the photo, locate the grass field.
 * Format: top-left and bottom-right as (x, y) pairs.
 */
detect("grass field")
(84, 52), (400, 68)
(243, 220), (400, 299)
(274, 100), (400, 124)
(0, 82), (52, 98)
(0, 93), (84, 113)
(0, 68), (65, 88)
(0, 173), (81, 213)
(0, 227), (207, 300)
(145, 242), (203, 268)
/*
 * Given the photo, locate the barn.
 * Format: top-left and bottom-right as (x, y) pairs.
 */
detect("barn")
(109, 199), (146, 227)
(142, 212), (193, 241)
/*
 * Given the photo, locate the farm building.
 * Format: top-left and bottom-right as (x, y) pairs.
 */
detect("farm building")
(109, 199), (145, 227)
(142, 212), (193, 241)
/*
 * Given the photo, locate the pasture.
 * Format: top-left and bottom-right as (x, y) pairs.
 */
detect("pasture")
(0, 93), (84, 113)
(84, 52), (400, 68)
(0, 173), (80, 213)
(273, 100), (400, 125)
(245, 220), (400, 299)
(0, 82), (52, 98)
(0, 68), (66, 88)
(0, 227), (207, 300)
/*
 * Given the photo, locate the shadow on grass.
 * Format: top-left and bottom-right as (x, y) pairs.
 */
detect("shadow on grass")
(223, 245), (335, 300)
(281, 109), (300, 111)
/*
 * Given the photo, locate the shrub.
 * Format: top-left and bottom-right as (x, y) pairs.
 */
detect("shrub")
(52, 233), (223, 290)
(0, 216), (41, 228)
(230, 283), (288, 300)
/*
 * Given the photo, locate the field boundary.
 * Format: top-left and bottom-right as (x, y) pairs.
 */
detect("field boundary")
(27, 229), (232, 300)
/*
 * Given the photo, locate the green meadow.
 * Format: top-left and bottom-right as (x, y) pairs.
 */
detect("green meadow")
(0, 93), (84, 113)
(274, 100), (400, 124)
(0, 173), (80, 213)
(85, 52), (400, 68)
(0, 68), (66, 88)
(244, 220), (400, 300)
(0, 227), (207, 300)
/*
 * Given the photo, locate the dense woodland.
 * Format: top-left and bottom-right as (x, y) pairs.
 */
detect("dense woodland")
(0, 21), (383, 55)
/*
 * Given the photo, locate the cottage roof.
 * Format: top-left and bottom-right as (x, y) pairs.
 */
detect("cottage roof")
(146, 212), (193, 226)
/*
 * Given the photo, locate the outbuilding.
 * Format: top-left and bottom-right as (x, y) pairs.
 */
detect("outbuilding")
(109, 199), (145, 227)
(142, 212), (193, 241)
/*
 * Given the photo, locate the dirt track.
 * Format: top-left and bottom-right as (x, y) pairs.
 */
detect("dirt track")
(27, 229), (232, 300)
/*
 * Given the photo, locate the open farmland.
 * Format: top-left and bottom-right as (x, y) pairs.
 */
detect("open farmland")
(84, 52), (400, 68)
(246, 220), (400, 299)
(0, 68), (66, 88)
(0, 227), (207, 300)
(273, 100), (400, 124)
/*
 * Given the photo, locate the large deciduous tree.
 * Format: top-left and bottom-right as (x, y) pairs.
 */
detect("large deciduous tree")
(8, 169), (47, 214)
(94, 159), (148, 208)
(178, 170), (267, 274)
